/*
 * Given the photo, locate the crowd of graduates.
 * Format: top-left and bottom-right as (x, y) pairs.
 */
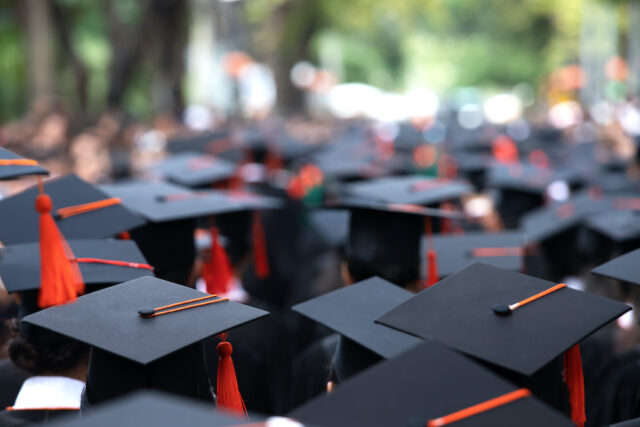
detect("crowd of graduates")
(0, 108), (640, 426)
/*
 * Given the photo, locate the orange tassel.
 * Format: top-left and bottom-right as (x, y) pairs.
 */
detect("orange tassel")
(35, 178), (85, 308)
(202, 228), (233, 295)
(117, 231), (131, 240)
(426, 250), (439, 287)
(564, 344), (586, 427)
(425, 216), (439, 288)
(252, 212), (269, 279)
(216, 333), (247, 416)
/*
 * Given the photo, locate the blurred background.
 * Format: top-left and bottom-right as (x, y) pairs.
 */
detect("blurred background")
(0, 0), (639, 182)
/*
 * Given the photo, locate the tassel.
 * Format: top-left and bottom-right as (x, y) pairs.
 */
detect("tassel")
(425, 216), (439, 288)
(35, 178), (85, 308)
(117, 231), (131, 240)
(216, 333), (247, 416)
(252, 212), (269, 279)
(426, 250), (439, 287)
(564, 344), (586, 427)
(202, 228), (233, 295)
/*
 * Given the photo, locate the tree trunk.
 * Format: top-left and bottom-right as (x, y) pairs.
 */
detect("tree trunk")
(25, 0), (54, 106)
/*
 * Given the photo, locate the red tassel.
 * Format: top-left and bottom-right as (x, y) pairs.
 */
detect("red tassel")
(564, 344), (586, 427)
(252, 212), (269, 279)
(202, 228), (233, 295)
(117, 231), (131, 240)
(216, 333), (247, 417)
(35, 179), (85, 308)
(425, 216), (439, 288)
(426, 250), (439, 287)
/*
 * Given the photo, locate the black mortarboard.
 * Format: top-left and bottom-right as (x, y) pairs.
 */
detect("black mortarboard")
(22, 276), (268, 403)
(488, 163), (584, 228)
(22, 275), (268, 365)
(591, 249), (640, 287)
(521, 192), (611, 279)
(0, 147), (48, 180)
(150, 152), (237, 188)
(611, 417), (640, 427)
(423, 231), (524, 278)
(288, 340), (573, 427)
(292, 277), (421, 359)
(166, 130), (232, 155)
(0, 174), (145, 245)
(0, 239), (153, 294)
(48, 391), (259, 427)
(377, 263), (630, 376)
(100, 181), (280, 224)
(100, 181), (279, 283)
(335, 200), (463, 288)
(582, 210), (640, 262)
(343, 175), (473, 207)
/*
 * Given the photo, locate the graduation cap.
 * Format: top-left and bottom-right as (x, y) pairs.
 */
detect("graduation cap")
(292, 277), (422, 380)
(100, 181), (280, 284)
(376, 263), (630, 426)
(422, 231), (524, 279)
(343, 175), (473, 207)
(0, 147), (48, 180)
(324, 199), (464, 289)
(0, 239), (153, 296)
(591, 248), (640, 287)
(166, 130), (234, 156)
(100, 181), (280, 224)
(0, 174), (145, 245)
(488, 162), (584, 228)
(288, 341), (573, 427)
(582, 210), (640, 262)
(47, 391), (264, 427)
(22, 276), (269, 413)
(150, 152), (237, 188)
(520, 192), (611, 279)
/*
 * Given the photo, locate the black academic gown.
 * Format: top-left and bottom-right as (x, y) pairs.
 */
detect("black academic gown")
(289, 334), (339, 410)
(0, 409), (78, 426)
(594, 348), (640, 425)
(0, 360), (31, 410)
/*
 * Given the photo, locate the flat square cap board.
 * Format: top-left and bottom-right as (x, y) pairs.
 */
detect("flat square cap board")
(22, 276), (269, 365)
(592, 248), (640, 286)
(521, 192), (611, 243)
(0, 147), (49, 180)
(166, 130), (232, 154)
(584, 207), (640, 243)
(343, 175), (473, 206)
(0, 239), (153, 293)
(422, 231), (524, 278)
(100, 181), (281, 223)
(488, 163), (581, 194)
(322, 198), (466, 220)
(292, 277), (422, 359)
(288, 341), (573, 427)
(376, 263), (630, 376)
(0, 174), (145, 245)
(149, 152), (237, 188)
(48, 391), (263, 427)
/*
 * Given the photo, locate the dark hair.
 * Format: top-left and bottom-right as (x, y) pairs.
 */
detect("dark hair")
(8, 319), (89, 375)
(346, 255), (419, 289)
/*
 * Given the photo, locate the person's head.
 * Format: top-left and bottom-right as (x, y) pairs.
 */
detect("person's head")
(343, 209), (424, 292)
(84, 342), (212, 406)
(9, 319), (89, 379)
(130, 219), (197, 286)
